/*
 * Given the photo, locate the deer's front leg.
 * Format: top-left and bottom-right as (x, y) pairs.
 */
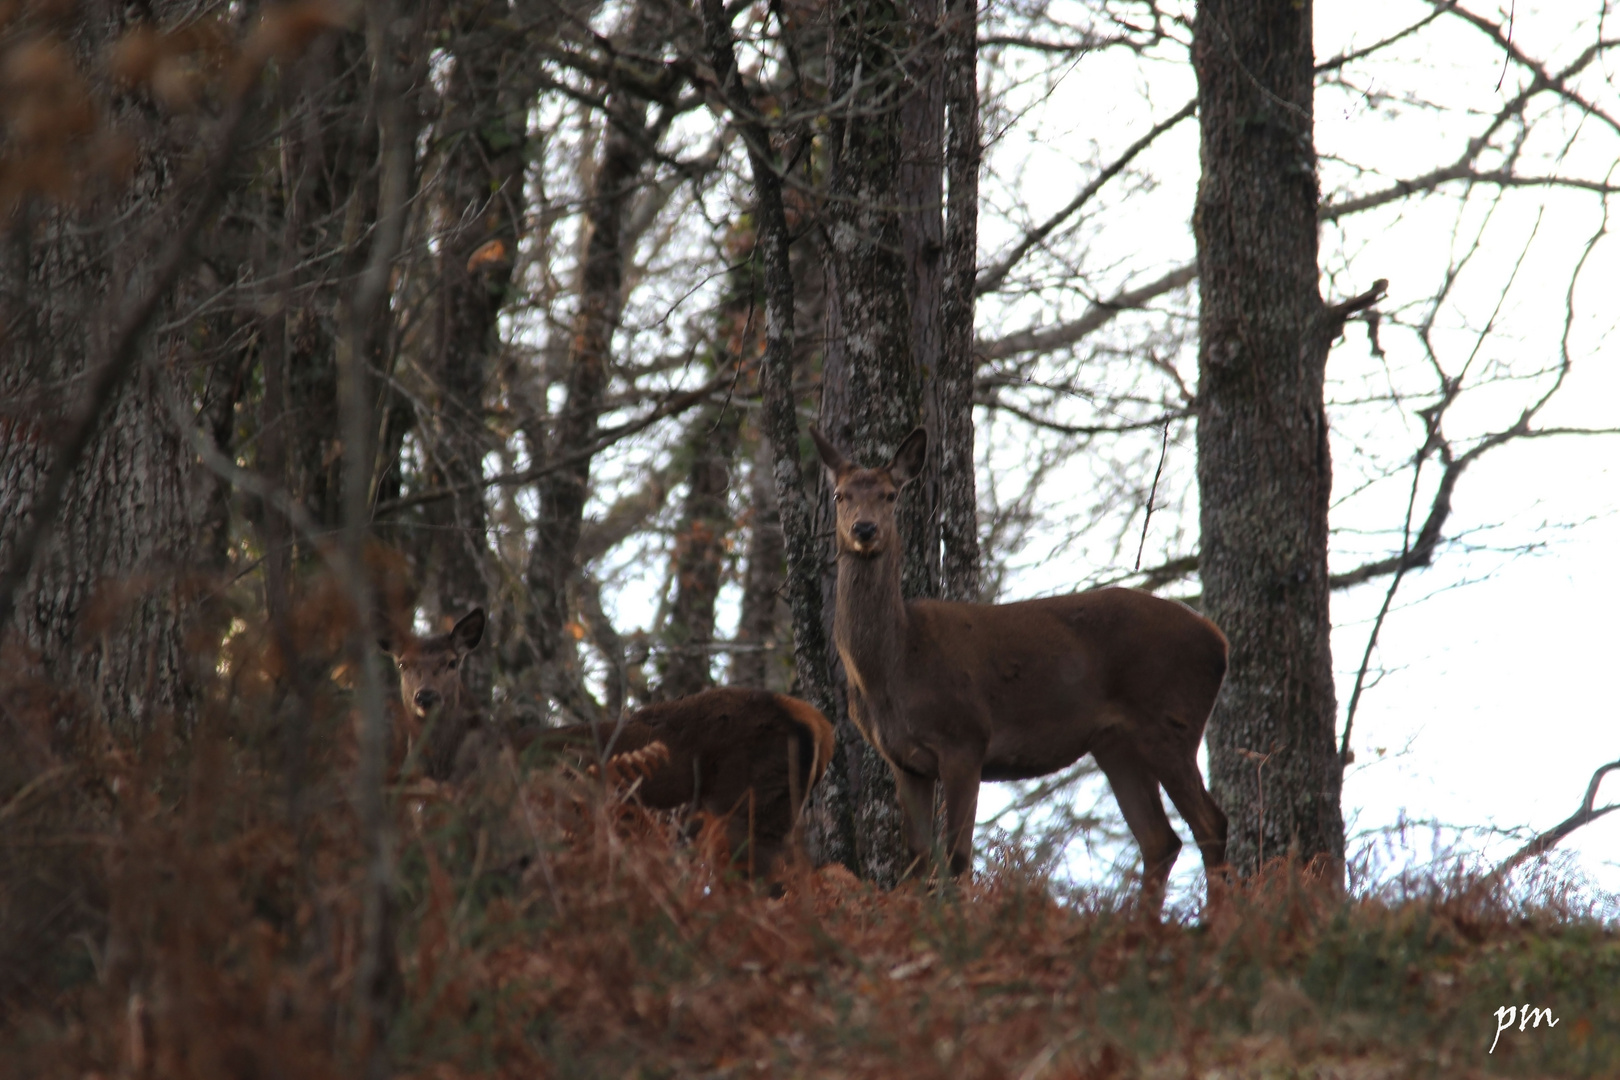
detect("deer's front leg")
(938, 755), (982, 877)
(892, 766), (937, 878)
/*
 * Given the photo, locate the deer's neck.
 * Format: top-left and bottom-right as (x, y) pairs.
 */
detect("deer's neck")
(834, 547), (909, 705)
(447, 686), (481, 726)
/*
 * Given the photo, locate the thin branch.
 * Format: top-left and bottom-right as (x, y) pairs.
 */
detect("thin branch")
(1340, 444), (1426, 767)
(977, 263), (1196, 362)
(1488, 760), (1620, 884)
(974, 99), (1196, 297)
(374, 366), (738, 514)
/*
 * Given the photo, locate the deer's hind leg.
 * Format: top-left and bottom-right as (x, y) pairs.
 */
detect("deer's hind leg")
(1156, 751), (1230, 907)
(1092, 738), (1180, 918)
(1156, 753), (1228, 876)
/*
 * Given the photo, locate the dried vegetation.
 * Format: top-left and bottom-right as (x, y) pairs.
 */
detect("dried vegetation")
(3, 584), (1617, 1080)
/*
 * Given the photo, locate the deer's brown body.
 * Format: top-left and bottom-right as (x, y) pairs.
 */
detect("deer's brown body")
(814, 427), (1230, 913)
(537, 688), (835, 879)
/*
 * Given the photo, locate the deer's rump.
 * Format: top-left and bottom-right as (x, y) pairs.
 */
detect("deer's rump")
(524, 687), (834, 875)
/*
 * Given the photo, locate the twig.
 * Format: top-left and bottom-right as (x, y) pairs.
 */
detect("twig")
(1340, 444), (1428, 767)
(372, 365), (737, 514)
(975, 98), (1196, 297)
(1322, 278), (1389, 335)
(1134, 420), (1170, 572)
(1238, 746), (1277, 868)
(1488, 759), (1620, 885)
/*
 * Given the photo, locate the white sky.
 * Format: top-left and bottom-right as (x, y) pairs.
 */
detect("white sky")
(970, 0), (1620, 906)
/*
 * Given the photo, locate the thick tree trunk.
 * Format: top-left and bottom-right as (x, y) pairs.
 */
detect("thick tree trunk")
(899, 0), (945, 595)
(938, 0), (981, 604)
(0, 0), (228, 737)
(1193, 0), (1345, 881)
(807, 0), (941, 885)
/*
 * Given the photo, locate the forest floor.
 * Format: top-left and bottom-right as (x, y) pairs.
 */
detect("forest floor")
(3, 719), (1616, 1080)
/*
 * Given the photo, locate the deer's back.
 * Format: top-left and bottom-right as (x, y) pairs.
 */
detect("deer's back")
(633, 688), (832, 813)
(902, 587), (1227, 775)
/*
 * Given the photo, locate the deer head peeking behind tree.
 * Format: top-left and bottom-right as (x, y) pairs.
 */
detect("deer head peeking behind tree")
(812, 426), (1231, 916)
(379, 607), (486, 781)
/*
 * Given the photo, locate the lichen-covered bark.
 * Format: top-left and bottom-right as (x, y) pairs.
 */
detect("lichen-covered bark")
(0, 0), (228, 736)
(807, 0), (936, 885)
(1193, 0), (1345, 881)
(938, 0), (982, 604)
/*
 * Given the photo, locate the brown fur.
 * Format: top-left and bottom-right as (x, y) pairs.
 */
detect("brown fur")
(531, 687), (834, 879)
(813, 426), (1230, 914)
(378, 608), (485, 781)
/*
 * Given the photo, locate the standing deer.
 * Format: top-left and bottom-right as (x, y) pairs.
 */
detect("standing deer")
(812, 426), (1230, 914)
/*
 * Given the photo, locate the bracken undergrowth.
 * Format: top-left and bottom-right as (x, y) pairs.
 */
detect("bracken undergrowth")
(2, 586), (1615, 1079)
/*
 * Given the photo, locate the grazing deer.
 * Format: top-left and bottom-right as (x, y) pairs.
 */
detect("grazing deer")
(812, 426), (1230, 914)
(533, 687), (835, 880)
(379, 608), (834, 878)
(378, 607), (487, 781)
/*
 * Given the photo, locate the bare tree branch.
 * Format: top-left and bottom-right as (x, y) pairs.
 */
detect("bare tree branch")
(977, 263), (1196, 362)
(1488, 760), (1620, 886)
(975, 99), (1196, 297)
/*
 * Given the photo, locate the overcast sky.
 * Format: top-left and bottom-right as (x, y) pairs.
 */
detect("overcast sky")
(970, 0), (1620, 907)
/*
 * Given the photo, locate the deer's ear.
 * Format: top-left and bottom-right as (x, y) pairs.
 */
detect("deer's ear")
(887, 427), (928, 487)
(809, 426), (847, 478)
(377, 635), (396, 658)
(451, 607), (486, 653)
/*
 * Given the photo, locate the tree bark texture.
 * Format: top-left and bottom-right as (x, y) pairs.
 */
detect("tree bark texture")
(698, 0), (837, 785)
(806, 0), (944, 884)
(938, 0), (981, 603)
(523, 0), (664, 723)
(1193, 0), (1345, 881)
(731, 430), (790, 691)
(657, 402), (742, 699)
(0, 0), (239, 737)
(417, 4), (535, 701)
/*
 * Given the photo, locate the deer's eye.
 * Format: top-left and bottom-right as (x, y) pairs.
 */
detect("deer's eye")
(885, 491), (897, 502)
(448, 658), (458, 669)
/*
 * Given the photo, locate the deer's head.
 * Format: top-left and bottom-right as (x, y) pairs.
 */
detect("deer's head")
(811, 426), (927, 558)
(378, 607), (485, 718)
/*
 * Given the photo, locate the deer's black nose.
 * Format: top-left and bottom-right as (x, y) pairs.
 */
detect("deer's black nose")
(853, 522), (878, 544)
(414, 688), (441, 711)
